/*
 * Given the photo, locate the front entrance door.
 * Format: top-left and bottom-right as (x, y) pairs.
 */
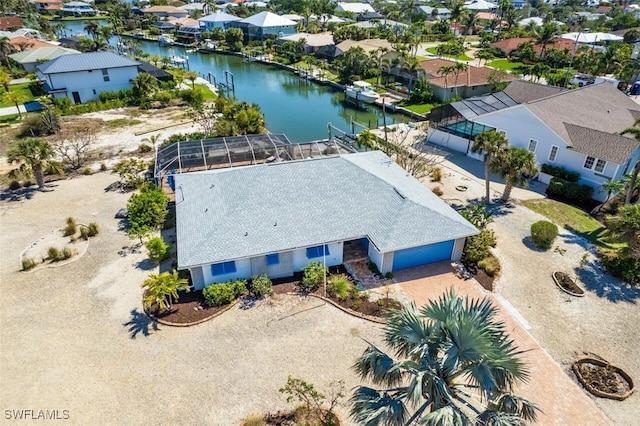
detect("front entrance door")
(71, 91), (81, 104)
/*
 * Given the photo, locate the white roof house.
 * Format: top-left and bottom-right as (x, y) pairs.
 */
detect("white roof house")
(560, 32), (623, 43)
(198, 11), (242, 30)
(228, 12), (297, 41)
(463, 0), (497, 10)
(174, 151), (478, 288)
(336, 2), (376, 13)
(9, 46), (79, 72)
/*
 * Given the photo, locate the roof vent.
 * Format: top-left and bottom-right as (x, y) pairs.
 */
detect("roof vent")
(393, 187), (407, 199)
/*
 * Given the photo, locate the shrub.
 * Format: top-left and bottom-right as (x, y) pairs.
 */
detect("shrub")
(145, 236), (171, 264)
(47, 246), (60, 261)
(203, 279), (247, 306)
(327, 275), (352, 300)
(430, 167), (443, 182)
(21, 258), (37, 271)
(8, 180), (20, 190)
(300, 261), (328, 292)
(540, 164), (580, 182)
(464, 229), (497, 264)
(63, 217), (77, 236)
(385, 272), (394, 280)
(138, 143), (152, 153)
(530, 220), (558, 249)
(601, 253), (640, 285)
(82, 167), (92, 175)
(460, 204), (494, 229)
(431, 186), (443, 196)
(62, 247), (73, 259)
(79, 227), (89, 240)
(367, 261), (383, 278)
(478, 255), (501, 277)
(87, 222), (100, 237)
(249, 274), (273, 297)
(100, 162), (107, 172)
(547, 177), (594, 203)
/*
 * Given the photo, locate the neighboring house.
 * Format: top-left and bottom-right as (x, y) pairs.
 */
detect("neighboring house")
(349, 19), (408, 34)
(463, 0), (497, 11)
(198, 11), (242, 30)
(151, 21), (175, 32)
(228, 12), (297, 42)
(415, 59), (517, 101)
(429, 81), (640, 201)
(9, 36), (57, 51)
(174, 151), (478, 289)
(37, 51), (140, 104)
(137, 62), (173, 82)
(142, 6), (188, 18)
(60, 1), (97, 16)
(491, 37), (581, 56)
(9, 46), (79, 72)
(416, 6), (451, 20)
(333, 38), (394, 57)
(0, 17), (23, 31)
(34, 0), (63, 13)
(178, 2), (205, 14)
(511, 0), (527, 9)
(277, 33), (335, 53)
(336, 2), (376, 14)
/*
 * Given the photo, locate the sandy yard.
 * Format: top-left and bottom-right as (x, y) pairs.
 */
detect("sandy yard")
(0, 117), (638, 425)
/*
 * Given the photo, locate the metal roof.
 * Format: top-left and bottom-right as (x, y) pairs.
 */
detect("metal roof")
(175, 151), (478, 268)
(37, 51), (139, 74)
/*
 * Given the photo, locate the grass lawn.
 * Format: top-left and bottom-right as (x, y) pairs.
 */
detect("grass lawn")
(487, 59), (524, 71)
(0, 113), (20, 124)
(398, 103), (437, 114)
(194, 84), (217, 100)
(522, 199), (627, 251)
(425, 47), (474, 62)
(0, 83), (36, 108)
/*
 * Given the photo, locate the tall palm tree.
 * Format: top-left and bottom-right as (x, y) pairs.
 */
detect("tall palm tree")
(142, 270), (189, 312)
(403, 57), (421, 89)
(84, 20), (101, 40)
(184, 70), (200, 89)
(0, 36), (16, 68)
(472, 130), (509, 204)
(598, 179), (625, 211)
(438, 64), (455, 93)
(620, 120), (640, 205)
(535, 22), (558, 59)
(491, 147), (538, 202)
(7, 139), (63, 189)
(350, 288), (540, 425)
(452, 61), (468, 97)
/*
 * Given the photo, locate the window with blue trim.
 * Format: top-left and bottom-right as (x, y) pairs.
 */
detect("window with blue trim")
(266, 253), (280, 265)
(306, 245), (330, 259)
(210, 261), (236, 276)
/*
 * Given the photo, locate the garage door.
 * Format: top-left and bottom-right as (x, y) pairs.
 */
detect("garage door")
(392, 240), (454, 271)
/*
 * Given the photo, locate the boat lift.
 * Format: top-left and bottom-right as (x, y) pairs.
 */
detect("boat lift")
(207, 71), (235, 96)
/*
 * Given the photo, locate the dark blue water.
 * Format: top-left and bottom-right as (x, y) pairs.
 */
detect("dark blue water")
(57, 20), (408, 142)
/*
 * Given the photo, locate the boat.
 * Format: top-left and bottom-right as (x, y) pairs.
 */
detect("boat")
(158, 35), (174, 46)
(345, 81), (380, 104)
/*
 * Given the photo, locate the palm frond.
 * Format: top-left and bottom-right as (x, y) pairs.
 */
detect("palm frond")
(353, 344), (404, 387)
(476, 409), (526, 426)
(349, 386), (408, 426)
(489, 393), (541, 422)
(385, 303), (433, 358)
(418, 404), (472, 426)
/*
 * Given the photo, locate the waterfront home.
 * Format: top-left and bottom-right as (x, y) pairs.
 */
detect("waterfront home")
(198, 11), (242, 30)
(60, 1), (97, 16)
(9, 46), (79, 72)
(416, 6), (451, 20)
(277, 33), (335, 53)
(33, 0), (63, 14)
(336, 2), (376, 14)
(429, 81), (640, 201)
(228, 12), (297, 42)
(142, 6), (188, 18)
(174, 150), (478, 289)
(36, 51), (140, 104)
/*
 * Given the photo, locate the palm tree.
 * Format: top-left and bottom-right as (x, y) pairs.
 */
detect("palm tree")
(599, 179), (625, 209)
(452, 61), (468, 97)
(403, 57), (421, 89)
(350, 288), (540, 425)
(471, 130), (509, 204)
(535, 22), (558, 59)
(184, 70), (200, 89)
(2, 91), (27, 119)
(84, 20), (100, 40)
(132, 72), (158, 100)
(620, 120), (640, 205)
(142, 270), (189, 312)
(491, 147), (538, 202)
(438, 64), (455, 93)
(7, 139), (63, 189)
(607, 204), (640, 257)
(0, 36), (16, 68)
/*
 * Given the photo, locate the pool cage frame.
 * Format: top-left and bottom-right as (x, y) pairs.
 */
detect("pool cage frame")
(154, 134), (356, 180)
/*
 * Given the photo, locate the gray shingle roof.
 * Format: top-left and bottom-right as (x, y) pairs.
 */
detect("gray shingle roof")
(502, 80), (567, 104)
(175, 151), (478, 268)
(525, 83), (640, 146)
(37, 51), (139, 74)
(564, 123), (640, 163)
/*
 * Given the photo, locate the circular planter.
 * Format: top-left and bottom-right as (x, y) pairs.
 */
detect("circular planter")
(552, 271), (585, 297)
(455, 185), (468, 192)
(572, 357), (635, 401)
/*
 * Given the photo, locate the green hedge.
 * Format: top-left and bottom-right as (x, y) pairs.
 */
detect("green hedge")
(541, 164), (580, 183)
(203, 279), (247, 306)
(530, 220), (558, 249)
(547, 177), (594, 203)
(602, 254), (640, 285)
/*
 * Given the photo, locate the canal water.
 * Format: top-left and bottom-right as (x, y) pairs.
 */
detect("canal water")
(58, 20), (408, 142)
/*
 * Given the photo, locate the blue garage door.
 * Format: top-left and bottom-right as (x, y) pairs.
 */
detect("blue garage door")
(392, 240), (454, 271)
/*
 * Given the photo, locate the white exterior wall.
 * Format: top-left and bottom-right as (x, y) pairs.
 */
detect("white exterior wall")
(40, 65), (138, 104)
(368, 243), (394, 274)
(428, 128), (470, 153)
(452, 237), (466, 261)
(291, 241), (343, 272)
(200, 258), (252, 288)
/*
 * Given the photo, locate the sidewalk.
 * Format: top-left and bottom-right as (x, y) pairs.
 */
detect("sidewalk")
(0, 104), (25, 117)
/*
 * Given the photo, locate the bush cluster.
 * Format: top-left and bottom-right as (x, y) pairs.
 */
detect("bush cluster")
(248, 274), (273, 297)
(21, 258), (37, 271)
(63, 217), (77, 237)
(145, 236), (171, 264)
(601, 253), (640, 285)
(203, 279), (247, 307)
(464, 229), (497, 264)
(547, 177), (594, 204)
(540, 164), (580, 182)
(478, 255), (500, 277)
(530, 220), (558, 249)
(327, 275), (352, 301)
(300, 261), (328, 292)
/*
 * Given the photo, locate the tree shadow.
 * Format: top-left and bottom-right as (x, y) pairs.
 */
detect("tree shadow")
(575, 262), (640, 304)
(123, 309), (158, 339)
(521, 236), (549, 252)
(137, 259), (156, 270)
(0, 186), (38, 201)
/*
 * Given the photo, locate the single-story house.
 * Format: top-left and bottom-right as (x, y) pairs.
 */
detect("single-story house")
(277, 32), (335, 53)
(428, 81), (640, 201)
(9, 36), (58, 51)
(336, 2), (376, 14)
(416, 6), (451, 20)
(463, 0), (497, 11)
(414, 59), (517, 101)
(490, 37), (581, 56)
(9, 46), (79, 72)
(228, 12), (297, 42)
(175, 151), (478, 289)
(198, 11), (242, 30)
(0, 17), (23, 31)
(60, 1), (97, 16)
(142, 6), (188, 18)
(333, 38), (394, 57)
(37, 51), (140, 104)
(349, 19), (408, 34)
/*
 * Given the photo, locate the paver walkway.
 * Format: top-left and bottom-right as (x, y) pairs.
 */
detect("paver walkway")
(392, 262), (612, 426)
